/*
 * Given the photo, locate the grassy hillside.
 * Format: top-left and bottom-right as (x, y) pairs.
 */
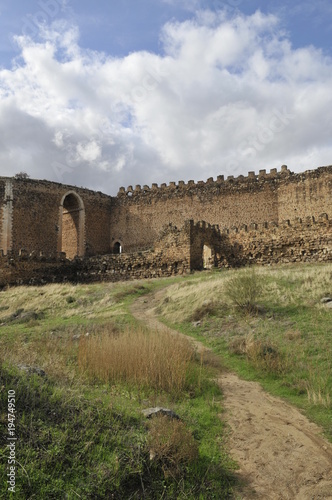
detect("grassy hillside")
(156, 263), (332, 441)
(1, 262), (331, 498)
(0, 280), (235, 499)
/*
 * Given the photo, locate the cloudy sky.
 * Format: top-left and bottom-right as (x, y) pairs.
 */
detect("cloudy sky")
(0, 0), (331, 194)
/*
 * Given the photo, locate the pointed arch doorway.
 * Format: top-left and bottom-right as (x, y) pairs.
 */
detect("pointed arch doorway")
(58, 191), (85, 259)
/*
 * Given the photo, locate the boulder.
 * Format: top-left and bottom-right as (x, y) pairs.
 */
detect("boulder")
(17, 365), (46, 377)
(142, 407), (180, 420)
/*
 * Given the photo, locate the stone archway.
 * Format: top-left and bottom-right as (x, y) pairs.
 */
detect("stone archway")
(58, 191), (85, 259)
(113, 241), (122, 254)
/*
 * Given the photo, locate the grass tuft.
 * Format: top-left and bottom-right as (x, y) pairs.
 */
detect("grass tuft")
(78, 325), (195, 396)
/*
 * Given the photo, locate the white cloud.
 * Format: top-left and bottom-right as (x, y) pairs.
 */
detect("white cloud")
(0, 10), (332, 194)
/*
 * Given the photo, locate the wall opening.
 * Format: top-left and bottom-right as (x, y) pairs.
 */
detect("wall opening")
(58, 192), (85, 259)
(113, 241), (122, 254)
(203, 244), (213, 269)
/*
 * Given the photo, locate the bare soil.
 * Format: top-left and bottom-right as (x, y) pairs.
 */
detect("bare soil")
(131, 291), (332, 499)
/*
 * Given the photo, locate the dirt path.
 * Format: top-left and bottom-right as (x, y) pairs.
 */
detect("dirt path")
(131, 291), (332, 499)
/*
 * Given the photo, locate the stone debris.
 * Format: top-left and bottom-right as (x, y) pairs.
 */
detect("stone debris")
(320, 297), (332, 304)
(142, 407), (180, 420)
(17, 365), (46, 377)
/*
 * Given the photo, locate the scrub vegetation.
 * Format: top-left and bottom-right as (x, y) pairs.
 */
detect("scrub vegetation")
(0, 261), (331, 498)
(157, 263), (332, 439)
(0, 280), (235, 499)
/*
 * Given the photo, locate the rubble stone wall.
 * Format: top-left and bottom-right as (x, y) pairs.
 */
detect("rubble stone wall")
(0, 213), (331, 288)
(221, 214), (331, 267)
(277, 167), (332, 221)
(0, 177), (112, 257)
(0, 220), (221, 287)
(112, 166), (332, 253)
(0, 165), (331, 286)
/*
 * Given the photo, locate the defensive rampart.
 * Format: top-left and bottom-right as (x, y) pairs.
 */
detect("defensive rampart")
(112, 165), (332, 253)
(220, 214), (331, 267)
(1, 214), (330, 288)
(0, 164), (331, 286)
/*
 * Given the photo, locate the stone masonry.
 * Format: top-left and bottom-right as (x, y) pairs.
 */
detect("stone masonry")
(0, 164), (331, 287)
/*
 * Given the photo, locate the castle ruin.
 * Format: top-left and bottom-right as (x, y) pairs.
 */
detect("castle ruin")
(0, 165), (331, 286)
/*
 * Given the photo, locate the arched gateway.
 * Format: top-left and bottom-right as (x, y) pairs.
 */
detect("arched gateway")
(58, 191), (85, 259)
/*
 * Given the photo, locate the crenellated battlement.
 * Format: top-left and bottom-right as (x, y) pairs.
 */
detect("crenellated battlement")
(221, 213), (330, 235)
(0, 248), (69, 261)
(185, 219), (222, 236)
(117, 165), (332, 198)
(117, 165), (295, 197)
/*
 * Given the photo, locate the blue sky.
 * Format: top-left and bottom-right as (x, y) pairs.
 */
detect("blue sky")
(0, 0), (331, 194)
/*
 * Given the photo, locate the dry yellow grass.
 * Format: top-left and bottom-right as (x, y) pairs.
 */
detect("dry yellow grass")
(78, 325), (195, 394)
(0, 283), (119, 321)
(158, 264), (332, 324)
(0, 334), (79, 381)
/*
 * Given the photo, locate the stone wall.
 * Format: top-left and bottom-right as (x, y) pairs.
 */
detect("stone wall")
(112, 165), (332, 253)
(0, 177), (112, 257)
(0, 219), (222, 287)
(111, 168), (282, 253)
(0, 250), (189, 288)
(0, 165), (331, 279)
(0, 213), (331, 288)
(220, 214), (331, 267)
(1, 179), (14, 255)
(277, 167), (332, 221)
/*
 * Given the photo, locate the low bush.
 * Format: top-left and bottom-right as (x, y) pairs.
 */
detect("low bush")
(191, 300), (218, 321)
(224, 268), (263, 313)
(230, 333), (288, 375)
(147, 415), (199, 478)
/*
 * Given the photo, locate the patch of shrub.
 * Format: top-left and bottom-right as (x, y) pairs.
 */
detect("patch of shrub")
(191, 301), (217, 321)
(147, 415), (199, 478)
(224, 269), (263, 313)
(229, 333), (288, 375)
(0, 364), (149, 498)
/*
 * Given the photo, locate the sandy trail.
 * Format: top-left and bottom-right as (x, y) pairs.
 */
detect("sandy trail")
(131, 291), (332, 499)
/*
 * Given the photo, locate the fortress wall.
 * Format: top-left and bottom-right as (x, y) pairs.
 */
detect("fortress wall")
(277, 167), (332, 222)
(11, 179), (60, 255)
(112, 169), (281, 253)
(0, 222), (192, 287)
(3, 178), (111, 257)
(80, 194), (112, 256)
(112, 165), (332, 254)
(0, 215), (330, 289)
(222, 214), (331, 267)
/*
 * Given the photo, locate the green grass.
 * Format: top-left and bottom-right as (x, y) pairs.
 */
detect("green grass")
(1, 262), (330, 498)
(157, 263), (332, 442)
(0, 278), (236, 499)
